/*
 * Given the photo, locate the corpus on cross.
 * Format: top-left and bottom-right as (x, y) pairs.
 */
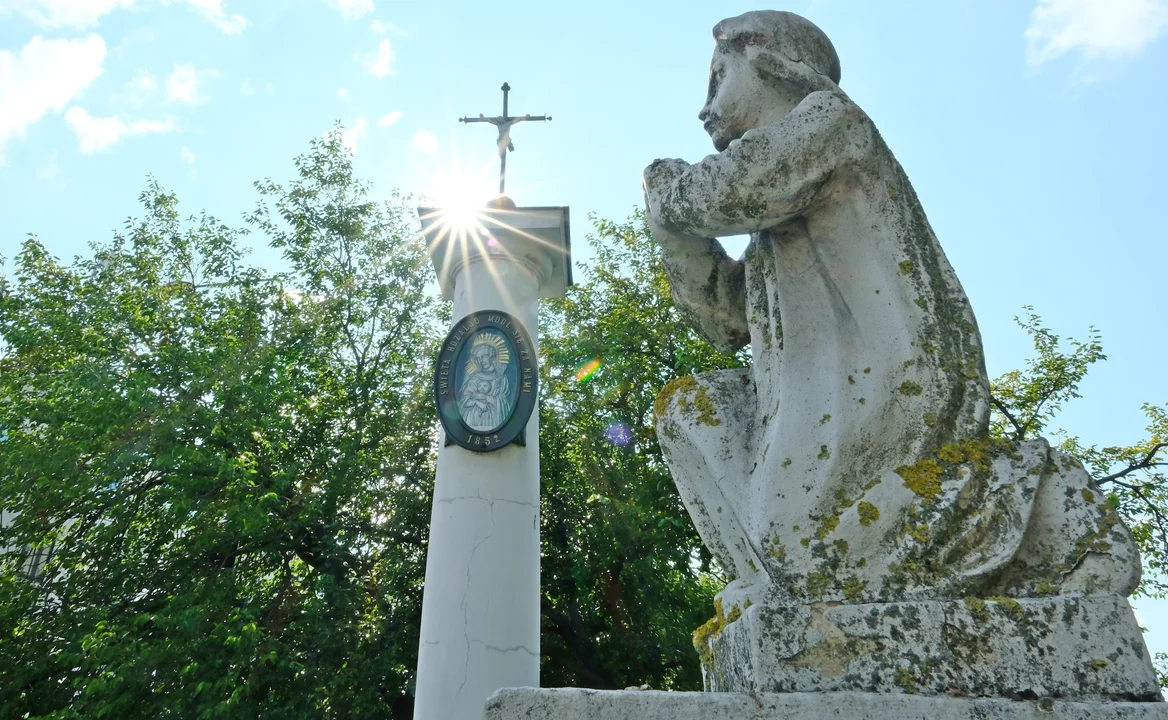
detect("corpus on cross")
(459, 82), (550, 195)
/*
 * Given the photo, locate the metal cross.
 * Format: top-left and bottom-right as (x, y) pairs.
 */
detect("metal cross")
(459, 82), (551, 195)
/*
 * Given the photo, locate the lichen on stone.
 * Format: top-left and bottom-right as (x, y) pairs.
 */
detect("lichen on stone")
(857, 501), (880, 526)
(898, 380), (924, 396)
(896, 458), (943, 500)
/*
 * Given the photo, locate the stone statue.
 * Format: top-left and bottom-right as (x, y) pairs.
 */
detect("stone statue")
(459, 334), (512, 432)
(643, 10), (1160, 702)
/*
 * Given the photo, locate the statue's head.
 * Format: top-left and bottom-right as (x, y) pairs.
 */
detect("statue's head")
(700, 11), (841, 151)
(472, 343), (498, 372)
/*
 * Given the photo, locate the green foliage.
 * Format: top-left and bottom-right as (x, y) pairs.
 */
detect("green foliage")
(537, 210), (747, 689)
(989, 310), (1167, 598)
(4, 131), (1165, 712)
(989, 306), (1105, 441)
(0, 134), (436, 718)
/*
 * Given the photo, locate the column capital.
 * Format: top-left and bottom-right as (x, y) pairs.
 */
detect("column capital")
(420, 200), (572, 301)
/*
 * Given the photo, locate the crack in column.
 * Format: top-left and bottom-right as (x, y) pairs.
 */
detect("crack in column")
(455, 500), (495, 700)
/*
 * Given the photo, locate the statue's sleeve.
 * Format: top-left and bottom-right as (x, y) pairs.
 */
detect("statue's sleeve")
(651, 225), (750, 353)
(654, 91), (860, 238)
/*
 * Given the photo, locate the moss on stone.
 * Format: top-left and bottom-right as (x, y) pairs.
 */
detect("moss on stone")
(842, 576), (867, 602)
(963, 596), (989, 623)
(857, 501), (880, 526)
(694, 385), (721, 426)
(654, 375), (697, 419)
(896, 458), (943, 500)
(1082, 488), (1096, 503)
(818, 445), (832, 460)
(816, 514), (840, 541)
(899, 380), (924, 396)
(899, 260), (914, 275)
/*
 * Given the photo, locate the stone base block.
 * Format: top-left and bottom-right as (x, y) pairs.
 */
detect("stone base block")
(485, 688), (1168, 719)
(700, 594), (1159, 701)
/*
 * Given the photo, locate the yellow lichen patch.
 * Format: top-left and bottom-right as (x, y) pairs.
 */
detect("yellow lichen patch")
(988, 596), (1024, 621)
(692, 597), (742, 658)
(904, 523), (929, 543)
(937, 443), (966, 464)
(899, 380), (924, 396)
(896, 459), (943, 500)
(857, 501), (880, 526)
(654, 375), (697, 419)
(963, 596), (989, 623)
(694, 386), (721, 426)
(815, 514), (840, 541)
(842, 576), (866, 603)
(654, 375), (721, 426)
(806, 573), (830, 597)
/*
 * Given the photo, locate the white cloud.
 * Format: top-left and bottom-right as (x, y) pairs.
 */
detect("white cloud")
(165, 64), (207, 104)
(1026, 0), (1168, 65)
(363, 38), (395, 78)
(411, 129), (438, 154)
(377, 110), (402, 127)
(180, 145), (195, 163)
(326, 0), (373, 20)
(0, 34), (105, 156)
(64, 106), (174, 153)
(2, 0), (245, 32)
(123, 69), (156, 104)
(336, 87), (349, 101)
(182, 0), (247, 33)
(0, 0), (136, 29)
(371, 18), (404, 34)
(240, 78), (253, 96)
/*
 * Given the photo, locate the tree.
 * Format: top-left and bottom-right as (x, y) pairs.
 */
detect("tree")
(536, 211), (746, 690)
(0, 134), (437, 718)
(988, 308), (1168, 596)
(3, 133), (1164, 713)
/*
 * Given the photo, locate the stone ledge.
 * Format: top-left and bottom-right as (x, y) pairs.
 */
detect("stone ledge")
(485, 688), (1168, 720)
(702, 594), (1158, 700)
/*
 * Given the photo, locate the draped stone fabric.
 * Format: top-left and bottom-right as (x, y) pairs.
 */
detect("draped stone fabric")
(642, 10), (1141, 612)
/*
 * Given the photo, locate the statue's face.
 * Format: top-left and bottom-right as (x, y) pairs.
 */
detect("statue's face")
(474, 345), (497, 372)
(699, 48), (801, 151)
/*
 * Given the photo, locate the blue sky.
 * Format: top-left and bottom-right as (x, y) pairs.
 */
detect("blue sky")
(2, 0), (1167, 657)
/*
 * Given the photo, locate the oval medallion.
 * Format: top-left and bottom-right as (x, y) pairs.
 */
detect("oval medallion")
(434, 309), (537, 452)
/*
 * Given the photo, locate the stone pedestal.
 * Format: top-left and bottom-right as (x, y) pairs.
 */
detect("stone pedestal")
(412, 203), (570, 720)
(699, 594), (1160, 701)
(485, 688), (1168, 720)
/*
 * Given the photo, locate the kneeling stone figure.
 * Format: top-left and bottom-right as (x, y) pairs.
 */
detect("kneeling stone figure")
(643, 9), (1159, 703)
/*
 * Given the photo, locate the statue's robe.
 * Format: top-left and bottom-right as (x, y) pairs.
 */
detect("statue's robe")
(646, 90), (1140, 605)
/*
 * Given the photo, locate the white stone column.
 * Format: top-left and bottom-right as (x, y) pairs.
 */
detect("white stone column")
(414, 204), (569, 720)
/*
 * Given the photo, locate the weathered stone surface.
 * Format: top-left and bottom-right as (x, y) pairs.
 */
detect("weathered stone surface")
(639, 8), (1154, 705)
(643, 8), (1140, 610)
(485, 688), (1168, 720)
(699, 594), (1158, 701)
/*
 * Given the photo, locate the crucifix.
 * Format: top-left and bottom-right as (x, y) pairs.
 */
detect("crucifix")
(459, 82), (551, 195)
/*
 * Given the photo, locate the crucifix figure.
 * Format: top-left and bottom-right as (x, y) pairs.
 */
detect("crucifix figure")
(459, 82), (550, 195)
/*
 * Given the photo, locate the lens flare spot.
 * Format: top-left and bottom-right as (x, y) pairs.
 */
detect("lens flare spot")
(603, 422), (634, 447)
(575, 358), (602, 382)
